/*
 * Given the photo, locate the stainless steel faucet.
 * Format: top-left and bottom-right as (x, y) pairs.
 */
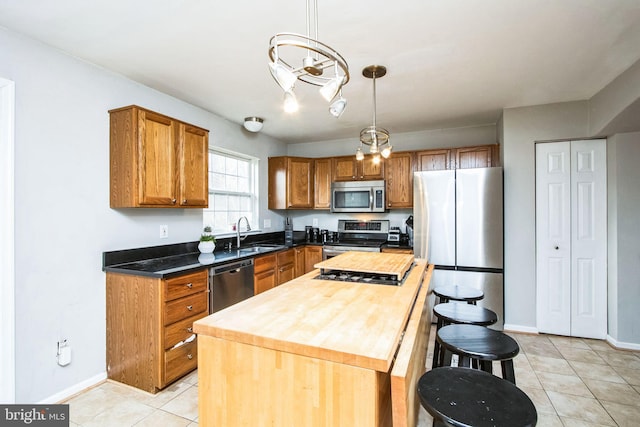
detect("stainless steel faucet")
(236, 216), (251, 248)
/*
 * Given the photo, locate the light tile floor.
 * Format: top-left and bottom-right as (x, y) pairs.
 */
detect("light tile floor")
(65, 328), (640, 426)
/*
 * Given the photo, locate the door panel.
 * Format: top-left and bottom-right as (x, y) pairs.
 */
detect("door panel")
(536, 141), (571, 336)
(570, 140), (607, 339)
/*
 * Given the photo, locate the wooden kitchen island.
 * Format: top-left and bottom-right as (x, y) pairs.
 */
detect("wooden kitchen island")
(193, 252), (433, 427)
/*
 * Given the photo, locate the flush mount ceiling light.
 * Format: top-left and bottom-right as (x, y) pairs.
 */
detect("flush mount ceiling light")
(268, 0), (350, 116)
(243, 117), (264, 132)
(357, 65), (391, 162)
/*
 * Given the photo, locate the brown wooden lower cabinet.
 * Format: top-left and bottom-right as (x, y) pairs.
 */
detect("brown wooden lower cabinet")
(304, 246), (323, 273)
(276, 249), (295, 285)
(106, 269), (208, 393)
(254, 253), (277, 295)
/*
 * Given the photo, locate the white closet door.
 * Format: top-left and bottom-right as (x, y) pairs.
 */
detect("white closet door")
(536, 139), (607, 339)
(570, 140), (607, 339)
(536, 141), (572, 336)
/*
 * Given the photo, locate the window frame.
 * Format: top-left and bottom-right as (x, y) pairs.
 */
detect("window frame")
(203, 147), (259, 236)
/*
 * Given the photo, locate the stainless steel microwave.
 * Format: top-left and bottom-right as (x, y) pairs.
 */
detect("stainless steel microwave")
(331, 180), (386, 213)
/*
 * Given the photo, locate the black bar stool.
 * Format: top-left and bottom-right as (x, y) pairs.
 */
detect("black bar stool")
(433, 284), (483, 305)
(418, 367), (537, 427)
(431, 302), (498, 368)
(436, 324), (520, 383)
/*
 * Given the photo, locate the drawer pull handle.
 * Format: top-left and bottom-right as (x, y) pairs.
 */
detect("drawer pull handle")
(187, 305), (193, 311)
(186, 283), (193, 289)
(187, 327), (193, 333)
(187, 353), (193, 360)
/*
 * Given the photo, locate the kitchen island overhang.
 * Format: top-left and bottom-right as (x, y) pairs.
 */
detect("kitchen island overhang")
(194, 252), (432, 427)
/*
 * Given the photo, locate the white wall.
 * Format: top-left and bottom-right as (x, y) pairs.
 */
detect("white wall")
(0, 27), (287, 403)
(501, 101), (589, 330)
(607, 132), (640, 345)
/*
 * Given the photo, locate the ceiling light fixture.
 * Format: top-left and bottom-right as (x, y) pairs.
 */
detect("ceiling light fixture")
(268, 0), (349, 116)
(357, 65), (391, 161)
(243, 117), (264, 132)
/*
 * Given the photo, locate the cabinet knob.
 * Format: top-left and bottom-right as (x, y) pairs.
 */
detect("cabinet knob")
(187, 353), (193, 360)
(186, 283), (193, 289)
(187, 327), (193, 333)
(171, 199), (177, 204)
(187, 305), (193, 311)
(554, 246), (559, 250)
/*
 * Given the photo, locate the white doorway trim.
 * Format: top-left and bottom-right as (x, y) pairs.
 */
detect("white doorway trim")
(0, 77), (15, 403)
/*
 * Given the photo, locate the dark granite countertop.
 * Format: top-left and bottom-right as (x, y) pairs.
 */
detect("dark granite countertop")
(103, 231), (322, 279)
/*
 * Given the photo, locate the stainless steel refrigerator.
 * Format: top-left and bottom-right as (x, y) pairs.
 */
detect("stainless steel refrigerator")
(414, 167), (504, 330)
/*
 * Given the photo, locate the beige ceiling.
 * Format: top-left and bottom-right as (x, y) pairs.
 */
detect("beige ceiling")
(1, 0), (640, 143)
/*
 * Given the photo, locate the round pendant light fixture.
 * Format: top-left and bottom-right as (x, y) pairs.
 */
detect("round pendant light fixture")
(356, 65), (391, 161)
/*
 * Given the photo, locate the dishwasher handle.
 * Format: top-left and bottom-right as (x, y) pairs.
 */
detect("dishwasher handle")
(211, 259), (254, 275)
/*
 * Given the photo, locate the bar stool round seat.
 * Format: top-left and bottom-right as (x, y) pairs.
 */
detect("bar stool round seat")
(433, 285), (484, 305)
(418, 367), (537, 427)
(433, 302), (498, 327)
(431, 302), (498, 368)
(437, 324), (520, 383)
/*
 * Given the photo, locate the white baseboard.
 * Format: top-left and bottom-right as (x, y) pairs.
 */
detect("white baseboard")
(38, 372), (107, 404)
(503, 324), (539, 334)
(606, 335), (640, 351)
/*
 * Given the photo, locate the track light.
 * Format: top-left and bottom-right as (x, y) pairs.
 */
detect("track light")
(329, 92), (347, 118)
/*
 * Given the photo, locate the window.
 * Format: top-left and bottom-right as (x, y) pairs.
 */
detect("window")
(203, 149), (258, 234)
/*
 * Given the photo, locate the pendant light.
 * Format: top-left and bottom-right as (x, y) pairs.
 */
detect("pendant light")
(357, 65), (391, 160)
(268, 0), (350, 116)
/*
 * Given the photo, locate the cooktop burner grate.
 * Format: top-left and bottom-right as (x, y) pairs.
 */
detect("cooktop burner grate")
(314, 264), (413, 286)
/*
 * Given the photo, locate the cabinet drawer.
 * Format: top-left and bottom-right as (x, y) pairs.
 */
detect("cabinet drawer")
(277, 249), (295, 266)
(164, 270), (208, 302)
(254, 254), (276, 274)
(164, 292), (208, 326)
(164, 339), (197, 385)
(164, 311), (207, 350)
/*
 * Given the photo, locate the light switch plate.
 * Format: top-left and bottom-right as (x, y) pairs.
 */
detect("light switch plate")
(263, 219), (271, 229)
(159, 225), (169, 238)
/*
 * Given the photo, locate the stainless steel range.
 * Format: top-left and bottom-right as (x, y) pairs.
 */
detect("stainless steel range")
(322, 219), (390, 259)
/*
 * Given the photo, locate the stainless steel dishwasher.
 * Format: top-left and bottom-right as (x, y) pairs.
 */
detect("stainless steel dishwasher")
(209, 258), (254, 313)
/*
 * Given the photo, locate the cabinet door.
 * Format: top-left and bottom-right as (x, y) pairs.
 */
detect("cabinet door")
(454, 145), (494, 169)
(304, 246), (323, 273)
(294, 247), (305, 277)
(333, 156), (358, 181)
(254, 269), (276, 295)
(277, 263), (296, 285)
(360, 155), (384, 180)
(287, 158), (314, 208)
(385, 152), (414, 208)
(416, 149), (452, 171)
(138, 110), (177, 205)
(314, 158), (332, 209)
(178, 124), (209, 207)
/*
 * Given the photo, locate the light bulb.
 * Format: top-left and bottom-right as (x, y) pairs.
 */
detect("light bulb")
(355, 147), (364, 161)
(283, 90), (298, 113)
(372, 154), (381, 164)
(381, 145), (392, 158)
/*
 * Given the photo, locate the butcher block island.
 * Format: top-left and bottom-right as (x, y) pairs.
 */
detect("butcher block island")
(193, 252), (433, 427)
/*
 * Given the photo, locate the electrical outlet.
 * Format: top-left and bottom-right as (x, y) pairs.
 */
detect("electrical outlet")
(159, 225), (169, 238)
(312, 218), (319, 227)
(263, 219), (271, 229)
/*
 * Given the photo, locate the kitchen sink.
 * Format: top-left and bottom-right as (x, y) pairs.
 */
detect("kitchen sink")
(238, 244), (286, 253)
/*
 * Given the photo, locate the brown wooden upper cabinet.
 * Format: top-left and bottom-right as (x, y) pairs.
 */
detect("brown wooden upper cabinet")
(109, 105), (209, 208)
(415, 148), (453, 171)
(268, 157), (314, 209)
(385, 152), (414, 208)
(332, 155), (384, 181)
(314, 158), (332, 210)
(454, 144), (498, 169)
